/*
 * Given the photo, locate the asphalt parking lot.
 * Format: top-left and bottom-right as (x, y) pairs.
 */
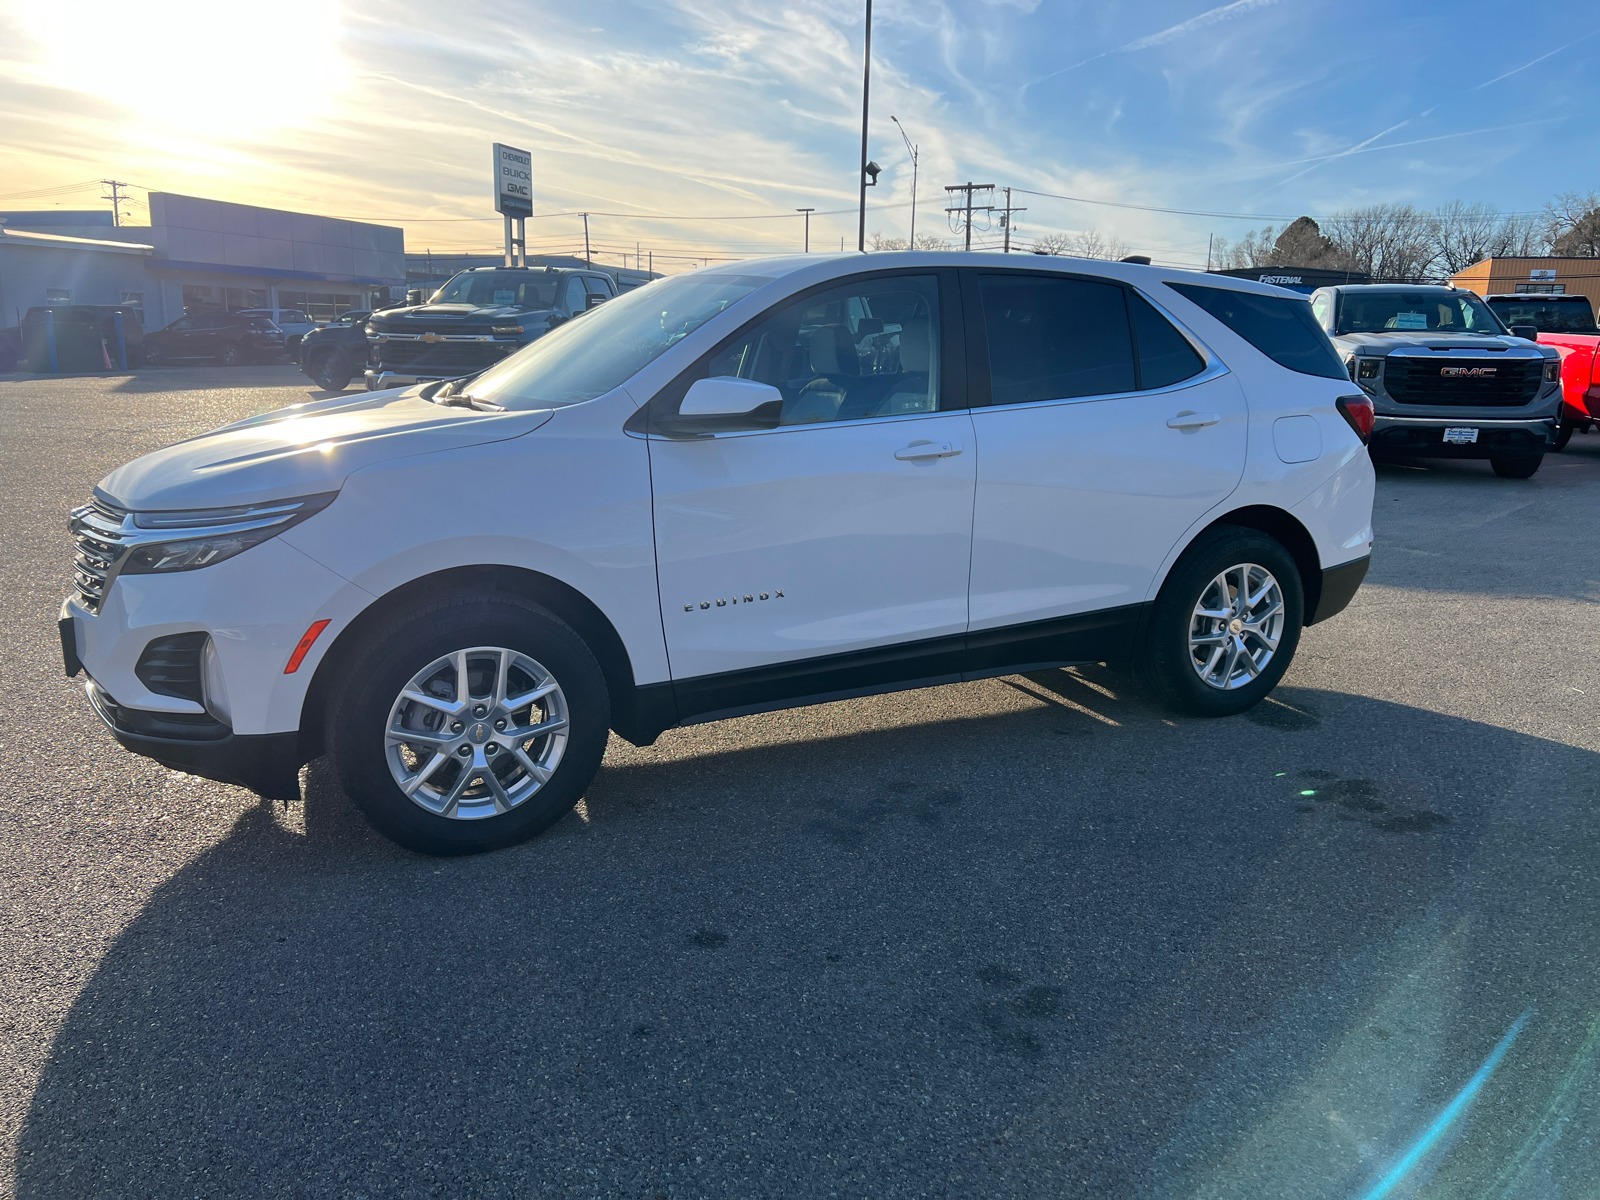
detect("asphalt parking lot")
(1, 364), (1598, 1198)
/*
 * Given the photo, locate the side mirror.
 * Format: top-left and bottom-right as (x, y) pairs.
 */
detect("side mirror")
(680, 376), (782, 418)
(1509, 324), (1539, 341)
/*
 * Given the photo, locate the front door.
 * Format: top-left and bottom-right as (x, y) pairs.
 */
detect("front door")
(647, 271), (976, 701)
(963, 270), (1247, 658)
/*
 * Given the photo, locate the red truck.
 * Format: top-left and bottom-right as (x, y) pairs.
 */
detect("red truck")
(1485, 293), (1600, 450)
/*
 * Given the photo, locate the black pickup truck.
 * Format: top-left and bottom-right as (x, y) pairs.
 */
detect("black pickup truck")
(364, 266), (618, 391)
(297, 310), (372, 391)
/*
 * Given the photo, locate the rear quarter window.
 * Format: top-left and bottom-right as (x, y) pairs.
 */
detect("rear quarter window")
(1167, 282), (1347, 380)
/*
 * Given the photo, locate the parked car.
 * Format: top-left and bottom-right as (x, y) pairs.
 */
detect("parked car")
(1310, 284), (1563, 478)
(1482, 293), (1600, 450)
(236, 308), (314, 353)
(19, 305), (145, 372)
(62, 254), (1374, 855)
(143, 311), (285, 366)
(364, 265), (618, 391)
(298, 311), (371, 391)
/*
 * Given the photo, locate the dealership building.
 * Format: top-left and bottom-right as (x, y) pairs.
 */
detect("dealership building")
(0, 194), (405, 330)
(1450, 257), (1600, 310)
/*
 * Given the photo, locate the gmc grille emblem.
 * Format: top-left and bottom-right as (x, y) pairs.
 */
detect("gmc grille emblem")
(1440, 366), (1495, 377)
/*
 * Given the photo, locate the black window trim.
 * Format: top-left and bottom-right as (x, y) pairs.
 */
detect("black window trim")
(628, 265), (969, 440)
(959, 265), (1226, 412)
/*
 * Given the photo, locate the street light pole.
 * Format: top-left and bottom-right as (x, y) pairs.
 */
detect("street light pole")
(857, 0), (872, 253)
(891, 115), (917, 250)
(796, 208), (815, 253)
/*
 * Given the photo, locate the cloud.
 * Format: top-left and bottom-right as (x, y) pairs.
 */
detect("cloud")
(1030, 0), (1289, 85)
(1475, 28), (1600, 90)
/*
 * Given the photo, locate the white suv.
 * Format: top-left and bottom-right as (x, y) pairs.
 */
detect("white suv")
(61, 255), (1375, 855)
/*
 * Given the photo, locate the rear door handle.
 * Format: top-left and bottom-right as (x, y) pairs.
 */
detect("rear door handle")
(1166, 411), (1220, 429)
(895, 441), (962, 460)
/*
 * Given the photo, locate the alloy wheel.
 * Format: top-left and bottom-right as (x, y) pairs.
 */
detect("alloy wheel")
(1187, 563), (1285, 690)
(384, 646), (569, 820)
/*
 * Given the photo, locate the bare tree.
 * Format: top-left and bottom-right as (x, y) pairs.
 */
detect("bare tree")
(1322, 204), (1438, 282)
(1211, 227), (1277, 269)
(1430, 201), (1552, 273)
(1031, 232), (1074, 255)
(1546, 190), (1600, 256)
(1028, 229), (1130, 260)
(913, 233), (953, 250)
(869, 232), (909, 251)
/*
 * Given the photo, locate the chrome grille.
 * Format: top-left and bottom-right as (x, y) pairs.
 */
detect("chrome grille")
(69, 499), (131, 614)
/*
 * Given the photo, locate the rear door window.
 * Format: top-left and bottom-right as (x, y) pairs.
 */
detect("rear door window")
(1169, 282), (1346, 379)
(977, 274), (1135, 404)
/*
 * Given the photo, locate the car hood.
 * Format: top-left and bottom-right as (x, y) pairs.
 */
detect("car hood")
(96, 388), (553, 511)
(1333, 331), (1551, 355)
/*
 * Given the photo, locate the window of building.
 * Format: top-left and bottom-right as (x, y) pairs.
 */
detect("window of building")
(45, 288), (71, 304)
(1514, 283), (1566, 294)
(182, 284), (219, 313)
(224, 287), (268, 311)
(120, 291), (143, 307)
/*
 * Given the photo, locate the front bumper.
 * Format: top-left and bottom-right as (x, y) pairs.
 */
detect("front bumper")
(1369, 415), (1557, 459)
(86, 677), (303, 800)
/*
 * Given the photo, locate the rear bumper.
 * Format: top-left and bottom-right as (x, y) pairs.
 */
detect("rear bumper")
(1370, 415), (1556, 459)
(86, 678), (303, 800)
(1309, 555), (1368, 625)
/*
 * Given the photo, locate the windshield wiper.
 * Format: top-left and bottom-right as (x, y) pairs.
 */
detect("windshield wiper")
(430, 380), (503, 412)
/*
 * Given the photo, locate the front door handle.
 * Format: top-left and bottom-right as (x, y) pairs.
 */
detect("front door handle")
(1166, 411), (1220, 429)
(895, 441), (962, 460)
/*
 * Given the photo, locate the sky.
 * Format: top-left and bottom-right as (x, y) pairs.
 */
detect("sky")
(0, 0), (1596, 273)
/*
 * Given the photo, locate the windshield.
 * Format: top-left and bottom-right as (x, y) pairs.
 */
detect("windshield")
(1486, 297), (1599, 334)
(430, 270), (561, 310)
(1335, 290), (1504, 336)
(464, 273), (770, 410)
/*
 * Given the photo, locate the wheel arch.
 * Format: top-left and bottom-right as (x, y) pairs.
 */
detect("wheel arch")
(1188, 505), (1323, 622)
(298, 564), (655, 759)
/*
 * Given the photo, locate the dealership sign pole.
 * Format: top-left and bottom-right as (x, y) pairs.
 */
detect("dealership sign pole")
(493, 143), (533, 267)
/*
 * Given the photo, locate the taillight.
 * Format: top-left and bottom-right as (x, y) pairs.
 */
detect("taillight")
(1336, 394), (1374, 444)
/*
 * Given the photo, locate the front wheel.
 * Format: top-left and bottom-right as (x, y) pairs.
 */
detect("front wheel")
(1137, 526), (1304, 717)
(325, 593), (611, 855)
(1491, 454), (1543, 479)
(218, 342), (243, 367)
(310, 349), (353, 391)
(1553, 419), (1575, 452)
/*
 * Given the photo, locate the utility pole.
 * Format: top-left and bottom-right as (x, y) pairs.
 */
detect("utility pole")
(944, 183), (995, 251)
(1206, 233), (1214, 272)
(582, 213), (591, 269)
(101, 179), (130, 227)
(857, 0), (872, 253)
(796, 208), (815, 252)
(648, 250), (653, 275)
(998, 187), (1026, 254)
(891, 116), (917, 249)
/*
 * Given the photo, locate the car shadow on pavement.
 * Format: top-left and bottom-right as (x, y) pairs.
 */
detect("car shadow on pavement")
(14, 681), (1600, 1198)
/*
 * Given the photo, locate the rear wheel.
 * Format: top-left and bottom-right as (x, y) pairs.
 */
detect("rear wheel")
(1491, 454), (1543, 479)
(1137, 526), (1304, 717)
(325, 593), (610, 855)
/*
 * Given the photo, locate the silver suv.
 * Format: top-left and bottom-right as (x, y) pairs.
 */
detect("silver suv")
(1309, 284), (1561, 478)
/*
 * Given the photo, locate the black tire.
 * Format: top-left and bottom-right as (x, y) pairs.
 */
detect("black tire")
(143, 342), (163, 367)
(218, 342), (244, 367)
(1491, 454), (1543, 479)
(324, 592), (610, 855)
(1137, 525), (1305, 718)
(310, 349), (353, 391)
(1552, 419), (1574, 452)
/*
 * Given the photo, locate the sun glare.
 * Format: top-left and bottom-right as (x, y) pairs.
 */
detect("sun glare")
(22, 0), (346, 135)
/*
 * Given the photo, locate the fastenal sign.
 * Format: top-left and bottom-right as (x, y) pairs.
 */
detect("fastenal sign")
(493, 143), (533, 218)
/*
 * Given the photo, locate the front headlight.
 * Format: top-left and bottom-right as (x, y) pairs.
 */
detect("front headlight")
(119, 493), (338, 575)
(491, 325), (524, 335)
(1545, 360), (1560, 382)
(1358, 358), (1381, 379)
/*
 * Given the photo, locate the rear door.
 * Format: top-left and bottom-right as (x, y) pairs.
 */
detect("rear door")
(645, 269), (977, 697)
(963, 269), (1246, 660)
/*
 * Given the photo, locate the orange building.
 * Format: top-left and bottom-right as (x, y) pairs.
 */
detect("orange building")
(1451, 257), (1600, 309)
